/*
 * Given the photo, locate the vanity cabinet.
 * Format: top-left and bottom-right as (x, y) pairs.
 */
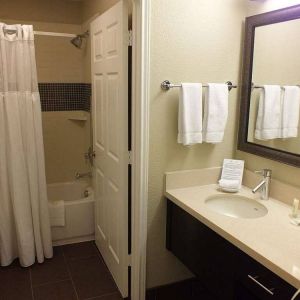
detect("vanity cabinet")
(166, 200), (298, 300)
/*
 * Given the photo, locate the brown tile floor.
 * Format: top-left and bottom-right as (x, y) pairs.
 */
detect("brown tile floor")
(0, 241), (123, 300)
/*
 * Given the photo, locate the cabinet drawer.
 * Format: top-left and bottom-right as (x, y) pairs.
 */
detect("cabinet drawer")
(237, 253), (296, 300)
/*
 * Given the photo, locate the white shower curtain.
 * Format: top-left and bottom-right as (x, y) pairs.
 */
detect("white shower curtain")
(0, 24), (53, 267)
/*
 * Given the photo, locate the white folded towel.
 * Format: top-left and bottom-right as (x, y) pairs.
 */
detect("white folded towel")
(49, 200), (65, 227)
(203, 83), (229, 143)
(177, 83), (203, 146)
(281, 86), (300, 138)
(255, 85), (281, 140)
(219, 179), (240, 190)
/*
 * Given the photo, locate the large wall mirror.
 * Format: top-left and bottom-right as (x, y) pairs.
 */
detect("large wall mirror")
(238, 5), (300, 167)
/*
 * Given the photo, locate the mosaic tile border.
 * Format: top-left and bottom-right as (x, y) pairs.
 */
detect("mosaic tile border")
(39, 83), (91, 112)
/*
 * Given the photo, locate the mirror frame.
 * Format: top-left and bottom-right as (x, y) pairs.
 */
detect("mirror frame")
(238, 4), (300, 167)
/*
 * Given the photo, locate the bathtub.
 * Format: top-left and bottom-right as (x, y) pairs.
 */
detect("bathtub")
(47, 180), (95, 245)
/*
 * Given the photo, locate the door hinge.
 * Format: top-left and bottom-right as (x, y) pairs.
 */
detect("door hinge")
(128, 30), (133, 46)
(128, 151), (132, 165)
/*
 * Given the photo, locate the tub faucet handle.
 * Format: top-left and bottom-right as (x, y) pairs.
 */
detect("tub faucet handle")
(84, 147), (96, 166)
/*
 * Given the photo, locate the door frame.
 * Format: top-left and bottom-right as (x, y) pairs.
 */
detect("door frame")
(130, 0), (150, 299)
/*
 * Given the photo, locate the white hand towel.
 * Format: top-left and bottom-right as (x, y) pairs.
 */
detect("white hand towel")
(203, 83), (229, 143)
(255, 85), (281, 140)
(219, 179), (240, 190)
(177, 83), (202, 146)
(281, 86), (300, 138)
(49, 200), (65, 227)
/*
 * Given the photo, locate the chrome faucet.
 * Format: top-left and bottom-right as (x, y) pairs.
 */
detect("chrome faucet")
(75, 172), (92, 179)
(84, 147), (96, 166)
(252, 169), (272, 200)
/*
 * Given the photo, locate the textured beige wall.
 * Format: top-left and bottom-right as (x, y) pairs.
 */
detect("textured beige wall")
(147, 0), (246, 288)
(246, 0), (300, 16)
(237, 2), (300, 188)
(81, 0), (120, 24)
(0, 0), (82, 24)
(42, 111), (91, 184)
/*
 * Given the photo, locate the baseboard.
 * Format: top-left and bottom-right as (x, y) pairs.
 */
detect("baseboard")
(52, 235), (95, 246)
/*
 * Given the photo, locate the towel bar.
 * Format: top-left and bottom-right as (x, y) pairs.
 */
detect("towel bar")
(252, 83), (300, 89)
(161, 80), (237, 91)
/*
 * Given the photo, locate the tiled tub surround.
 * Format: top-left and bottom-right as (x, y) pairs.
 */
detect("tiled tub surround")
(38, 83), (91, 112)
(165, 168), (300, 289)
(40, 83), (92, 183)
(42, 110), (91, 183)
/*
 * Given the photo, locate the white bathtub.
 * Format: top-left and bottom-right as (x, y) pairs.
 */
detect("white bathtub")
(47, 180), (95, 245)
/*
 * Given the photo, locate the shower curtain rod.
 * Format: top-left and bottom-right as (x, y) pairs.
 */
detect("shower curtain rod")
(34, 31), (77, 38)
(3, 28), (76, 38)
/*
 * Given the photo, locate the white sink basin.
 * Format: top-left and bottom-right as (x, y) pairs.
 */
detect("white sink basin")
(205, 194), (268, 219)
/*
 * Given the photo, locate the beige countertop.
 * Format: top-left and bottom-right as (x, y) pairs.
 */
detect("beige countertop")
(165, 179), (300, 289)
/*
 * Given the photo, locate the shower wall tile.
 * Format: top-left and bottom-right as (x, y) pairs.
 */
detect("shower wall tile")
(34, 31), (84, 83)
(39, 83), (91, 112)
(42, 110), (91, 183)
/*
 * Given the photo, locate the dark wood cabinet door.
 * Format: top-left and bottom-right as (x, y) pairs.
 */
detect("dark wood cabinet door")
(167, 200), (236, 299)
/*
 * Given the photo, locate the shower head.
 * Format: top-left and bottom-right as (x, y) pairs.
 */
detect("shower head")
(71, 36), (83, 48)
(70, 31), (89, 49)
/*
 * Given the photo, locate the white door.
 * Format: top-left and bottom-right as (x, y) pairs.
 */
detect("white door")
(91, 1), (129, 297)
